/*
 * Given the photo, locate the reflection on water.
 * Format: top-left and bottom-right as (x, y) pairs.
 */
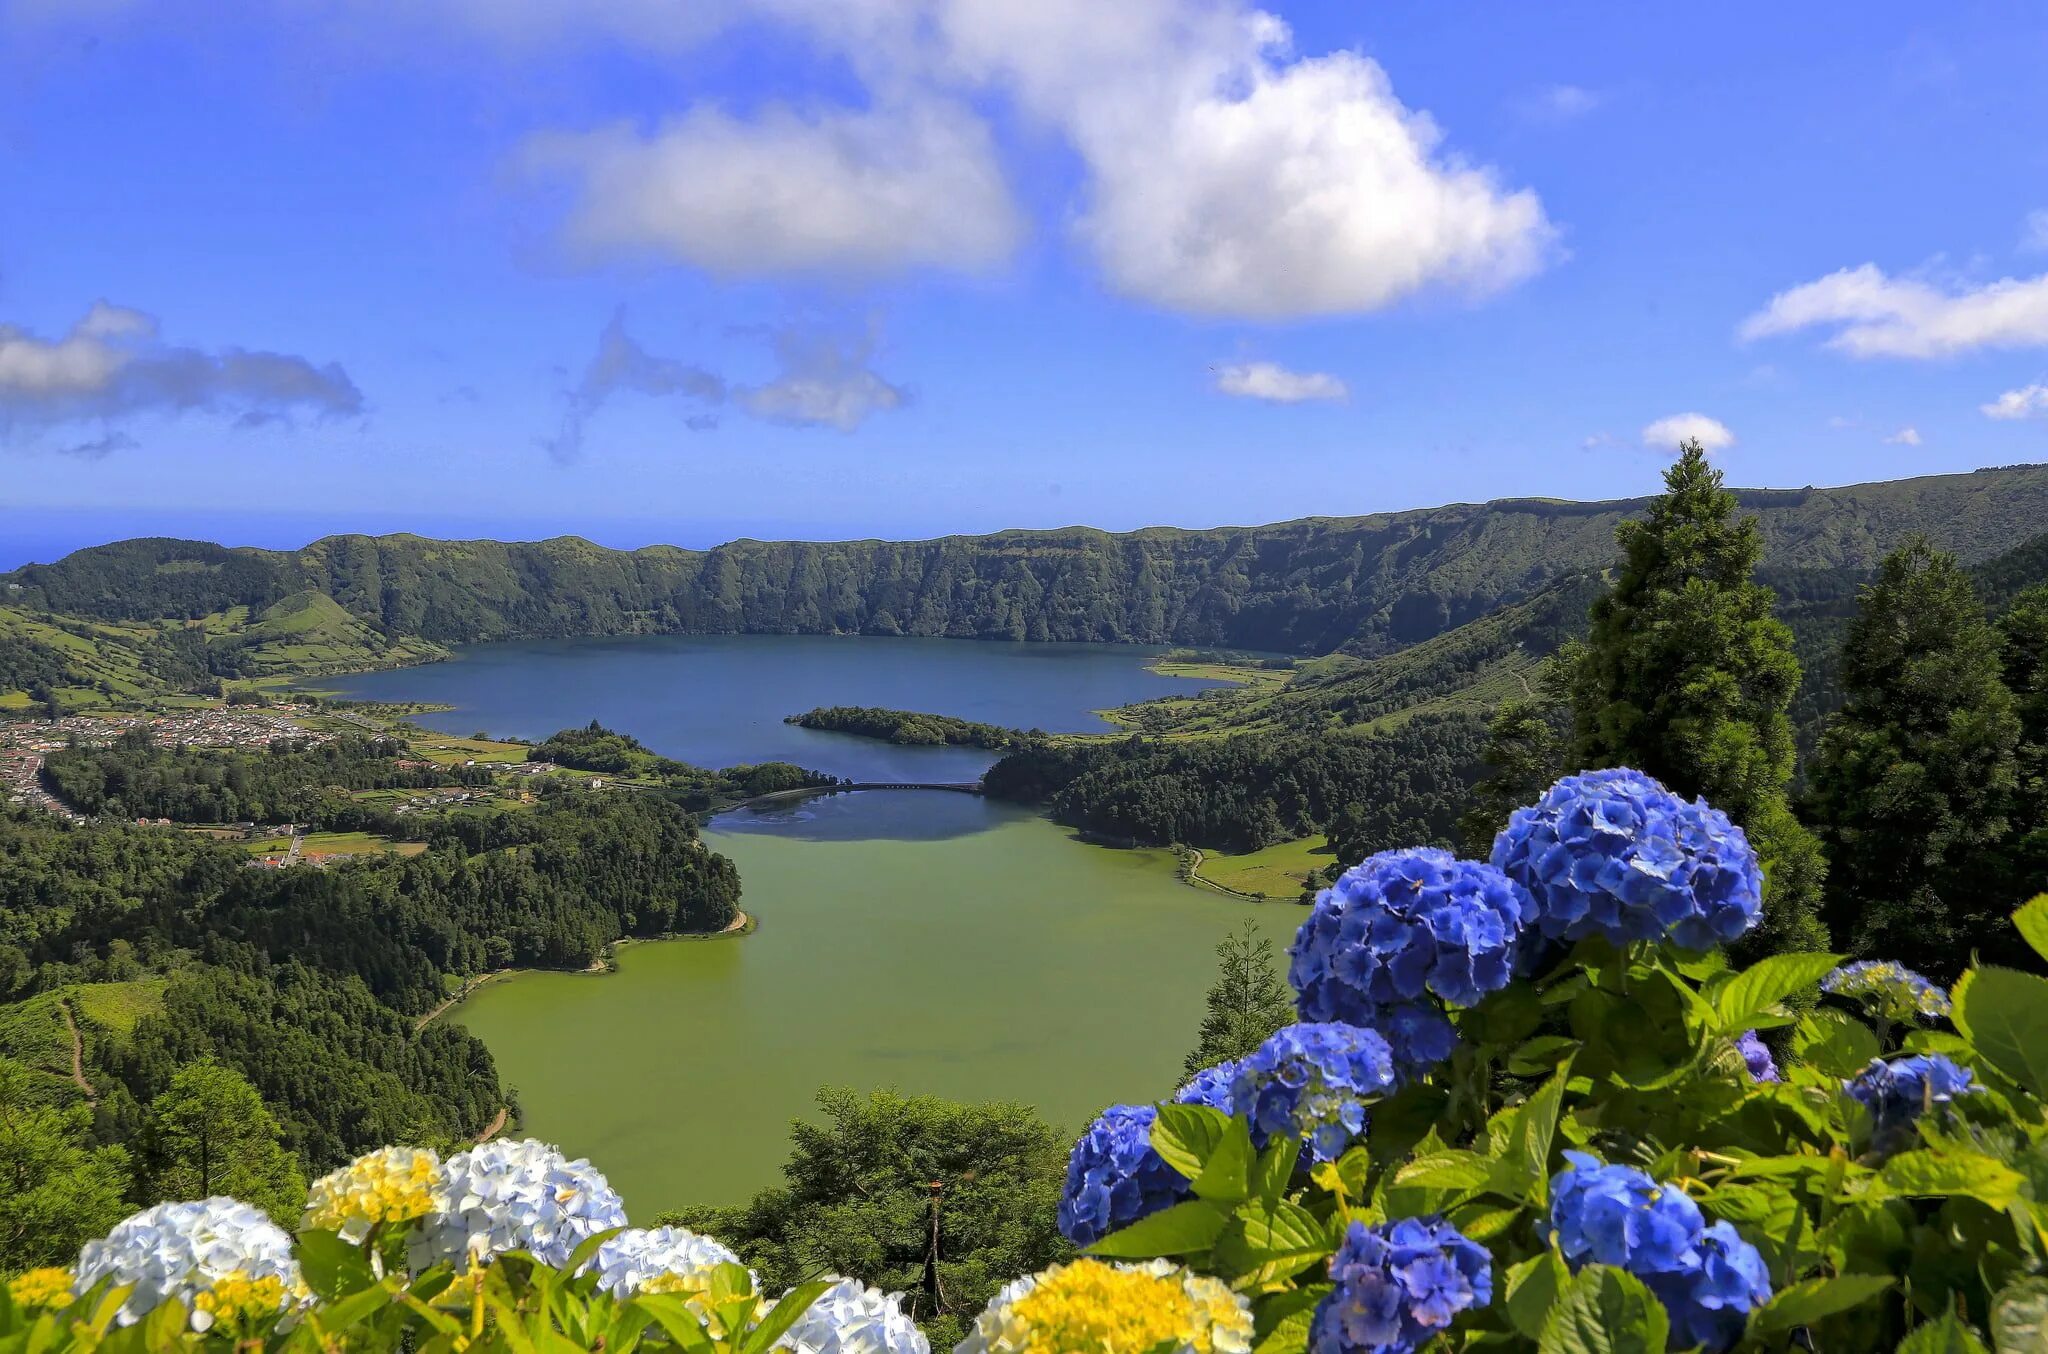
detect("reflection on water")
(712, 788), (1004, 842)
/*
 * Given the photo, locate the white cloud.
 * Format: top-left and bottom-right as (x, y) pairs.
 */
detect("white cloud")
(524, 99), (1020, 277)
(1739, 263), (2048, 358)
(1212, 360), (1347, 404)
(1885, 426), (1922, 445)
(1982, 383), (2048, 420)
(2023, 209), (2048, 253)
(0, 302), (362, 442)
(1640, 412), (1734, 453)
(511, 0), (1553, 317)
(1826, 414), (1858, 429)
(1520, 83), (1602, 121)
(735, 328), (909, 431)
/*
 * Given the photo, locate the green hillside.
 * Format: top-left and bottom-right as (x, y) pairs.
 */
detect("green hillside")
(9, 464), (2047, 661)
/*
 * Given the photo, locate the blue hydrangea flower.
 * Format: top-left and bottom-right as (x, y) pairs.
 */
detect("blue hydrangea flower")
(1736, 1030), (1780, 1083)
(1491, 769), (1762, 950)
(1845, 1054), (1976, 1154)
(1290, 848), (1534, 1077)
(73, 1198), (301, 1329)
(1822, 962), (1952, 1023)
(1230, 1023), (1396, 1162)
(1174, 1061), (1239, 1114)
(1545, 1152), (1706, 1275)
(1311, 1217), (1493, 1353)
(408, 1139), (627, 1272)
(1057, 1104), (1192, 1247)
(1644, 1221), (1771, 1353)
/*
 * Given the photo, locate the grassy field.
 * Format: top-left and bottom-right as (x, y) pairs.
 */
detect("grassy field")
(0, 991), (74, 1075)
(1194, 834), (1334, 900)
(70, 978), (168, 1036)
(408, 731), (532, 765)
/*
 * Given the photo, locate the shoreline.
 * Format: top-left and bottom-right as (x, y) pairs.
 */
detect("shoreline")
(412, 910), (754, 1031)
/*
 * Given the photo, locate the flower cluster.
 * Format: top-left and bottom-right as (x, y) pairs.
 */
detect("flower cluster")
(408, 1138), (627, 1272)
(1737, 1030), (1780, 1083)
(7, 1268), (74, 1310)
(1312, 1217), (1493, 1354)
(303, 1145), (444, 1243)
(1846, 1054), (1977, 1154)
(72, 1198), (301, 1329)
(1491, 768), (1762, 950)
(957, 1259), (1251, 1354)
(1547, 1153), (1769, 1351)
(1229, 1023), (1396, 1162)
(591, 1226), (742, 1298)
(1290, 848), (1534, 1075)
(1823, 962), (1952, 1023)
(777, 1277), (929, 1354)
(1058, 1104), (1190, 1247)
(1175, 1061), (1239, 1114)
(1645, 1221), (1773, 1353)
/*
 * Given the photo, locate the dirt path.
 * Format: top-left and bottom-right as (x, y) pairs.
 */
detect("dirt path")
(58, 999), (96, 1104)
(413, 973), (505, 1032)
(1182, 848), (1266, 902)
(476, 1106), (509, 1143)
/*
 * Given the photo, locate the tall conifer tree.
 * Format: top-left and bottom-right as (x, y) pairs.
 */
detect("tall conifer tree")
(1809, 539), (2021, 973)
(1566, 441), (1827, 953)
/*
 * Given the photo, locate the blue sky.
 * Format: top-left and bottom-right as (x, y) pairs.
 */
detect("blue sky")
(3, 1), (2047, 562)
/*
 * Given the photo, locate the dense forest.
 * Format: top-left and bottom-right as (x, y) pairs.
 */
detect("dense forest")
(0, 780), (743, 1266)
(985, 712), (1487, 854)
(785, 706), (1031, 749)
(530, 720), (835, 807)
(8, 465), (2047, 665)
(39, 731), (489, 825)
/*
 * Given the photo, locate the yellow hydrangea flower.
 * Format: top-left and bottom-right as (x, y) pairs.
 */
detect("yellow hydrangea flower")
(8, 1267), (74, 1310)
(963, 1258), (1252, 1354)
(192, 1271), (288, 1331)
(303, 1145), (444, 1242)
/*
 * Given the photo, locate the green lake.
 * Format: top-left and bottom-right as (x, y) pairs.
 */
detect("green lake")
(330, 635), (1297, 1212)
(455, 797), (1293, 1210)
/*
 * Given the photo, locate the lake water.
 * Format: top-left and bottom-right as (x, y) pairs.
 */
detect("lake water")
(325, 633), (1221, 781)
(325, 636), (1294, 1210)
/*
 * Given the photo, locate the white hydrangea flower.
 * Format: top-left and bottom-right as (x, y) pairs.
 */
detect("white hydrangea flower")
(777, 1277), (929, 1354)
(73, 1198), (299, 1329)
(590, 1226), (743, 1297)
(407, 1138), (626, 1272)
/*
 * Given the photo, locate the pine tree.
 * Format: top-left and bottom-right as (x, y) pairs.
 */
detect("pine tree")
(141, 1060), (306, 1220)
(1808, 539), (2021, 974)
(2001, 586), (2048, 831)
(1183, 921), (1295, 1079)
(1566, 441), (1827, 953)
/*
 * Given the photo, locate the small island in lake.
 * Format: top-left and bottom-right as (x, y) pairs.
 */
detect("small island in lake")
(785, 705), (1037, 750)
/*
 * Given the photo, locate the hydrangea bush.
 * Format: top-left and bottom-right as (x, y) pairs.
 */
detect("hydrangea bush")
(9, 766), (2048, 1352)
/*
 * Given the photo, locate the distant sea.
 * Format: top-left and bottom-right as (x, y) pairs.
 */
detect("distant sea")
(0, 507), (940, 572)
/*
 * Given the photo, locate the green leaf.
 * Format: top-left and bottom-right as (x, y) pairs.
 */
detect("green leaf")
(1153, 1104), (1234, 1182)
(1495, 1059), (1573, 1207)
(740, 1279), (833, 1354)
(1749, 1273), (1895, 1335)
(1395, 1150), (1495, 1191)
(296, 1229), (375, 1302)
(2013, 897), (2048, 967)
(1538, 1265), (1671, 1354)
(306, 1279), (399, 1336)
(1953, 966), (2048, 1099)
(1504, 1251), (1571, 1341)
(1993, 1276), (2048, 1353)
(1087, 1199), (1231, 1258)
(1215, 1199), (1332, 1286)
(1191, 1114), (1255, 1204)
(1792, 1006), (1881, 1078)
(631, 1294), (720, 1354)
(1876, 1151), (2028, 1210)
(1714, 951), (1842, 1033)
(1251, 1134), (1297, 1204)
(1896, 1309), (1992, 1353)
(1251, 1284), (1328, 1354)
(1507, 1036), (1582, 1077)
